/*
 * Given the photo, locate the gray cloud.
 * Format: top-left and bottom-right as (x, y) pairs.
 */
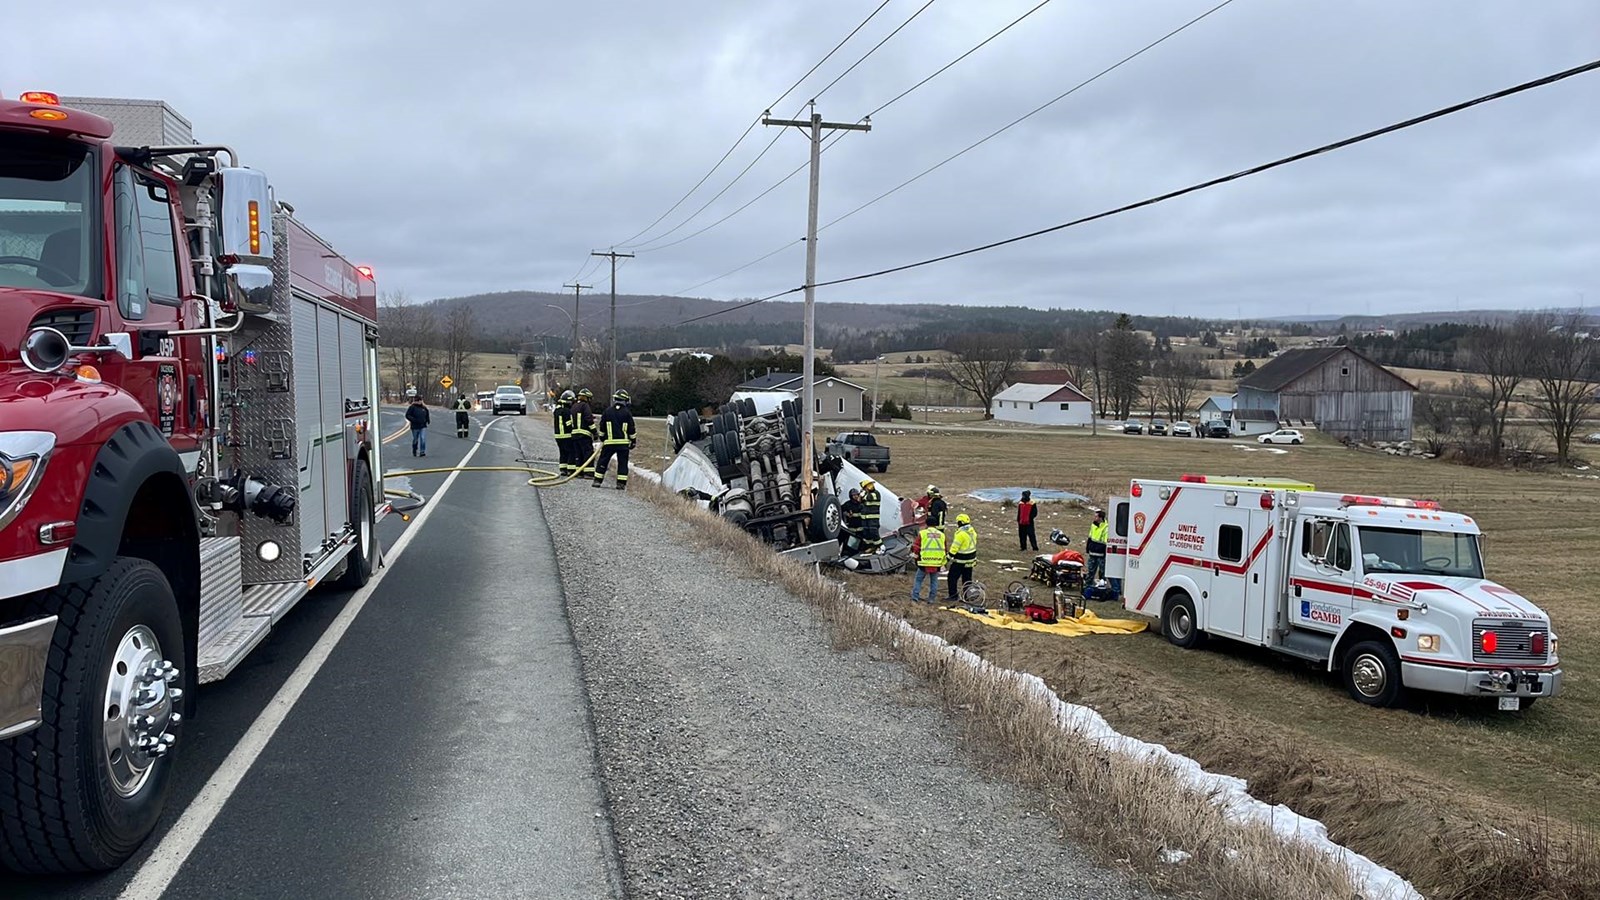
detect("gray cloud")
(8, 0), (1597, 318)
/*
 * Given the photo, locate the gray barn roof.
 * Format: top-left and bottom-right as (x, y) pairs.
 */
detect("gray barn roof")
(1238, 346), (1416, 393)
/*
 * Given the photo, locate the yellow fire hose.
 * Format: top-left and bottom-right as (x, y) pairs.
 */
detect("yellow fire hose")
(382, 447), (601, 489)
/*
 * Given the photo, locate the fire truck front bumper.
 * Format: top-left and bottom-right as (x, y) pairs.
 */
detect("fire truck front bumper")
(0, 615), (57, 739)
(1402, 659), (1563, 700)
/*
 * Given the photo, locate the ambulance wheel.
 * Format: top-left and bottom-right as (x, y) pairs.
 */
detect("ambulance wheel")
(1342, 639), (1404, 707)
(335, 459), (377, 589)
(0, 558), (187, 873)
(1161, 593), (1205, 649)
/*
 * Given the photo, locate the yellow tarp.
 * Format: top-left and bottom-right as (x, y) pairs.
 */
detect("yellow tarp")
(945, 606), (1148, 637)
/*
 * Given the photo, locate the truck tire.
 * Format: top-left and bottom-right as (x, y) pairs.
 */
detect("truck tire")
(681, 411), (702, 443)
(0, 558), (187, 873)
(876, 462), (889, 473)
(1161, 592), (1205, 649)
(1342, 639), (1404, 707)
(785, 416), (801, 449)
(809, 495), (842, 543)
(335, 459), (378, 589)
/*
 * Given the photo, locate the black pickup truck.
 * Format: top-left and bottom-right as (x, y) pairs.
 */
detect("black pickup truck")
(825, 432), (891, 472)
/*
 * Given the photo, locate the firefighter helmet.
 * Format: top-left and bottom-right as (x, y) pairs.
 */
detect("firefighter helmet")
(955, 513), (971, 526)
(559, 390), (575, 402)
(613, 389), (630, 403)
(577, 388), (593, 399)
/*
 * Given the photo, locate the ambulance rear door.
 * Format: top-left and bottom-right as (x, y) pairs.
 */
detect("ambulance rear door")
(1106, 496), (1130, 589)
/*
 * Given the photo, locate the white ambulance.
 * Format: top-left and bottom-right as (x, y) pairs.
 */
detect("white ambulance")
(1106, 475), (1561, 709)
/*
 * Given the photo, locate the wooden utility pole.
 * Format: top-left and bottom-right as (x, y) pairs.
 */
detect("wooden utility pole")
(590, 250), (634, 398)
(762, 104), (869, 507)
(561, 282), (590, 363)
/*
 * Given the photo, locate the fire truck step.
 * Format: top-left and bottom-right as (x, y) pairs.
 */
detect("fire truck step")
(197, 615), (273, 683)
(241, 582), (311, 626)
(1278, 627), (1335, 663)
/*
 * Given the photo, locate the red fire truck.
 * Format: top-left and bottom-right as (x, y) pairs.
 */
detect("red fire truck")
(0, 92), (384, 872)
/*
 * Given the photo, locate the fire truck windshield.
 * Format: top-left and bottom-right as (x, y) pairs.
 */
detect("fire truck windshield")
(1358, 526), (1484, 579)
(0, 133), (99, 297)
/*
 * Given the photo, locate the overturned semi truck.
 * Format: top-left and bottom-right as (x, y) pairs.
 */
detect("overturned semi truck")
(661, 396), (910, 570)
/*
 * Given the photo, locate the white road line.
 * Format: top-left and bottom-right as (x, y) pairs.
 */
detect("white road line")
(120, 417), (511, 900)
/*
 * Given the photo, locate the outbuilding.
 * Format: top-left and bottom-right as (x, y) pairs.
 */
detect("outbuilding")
(990, 380), (1093, 426)
(1235, 346), (1416, 441)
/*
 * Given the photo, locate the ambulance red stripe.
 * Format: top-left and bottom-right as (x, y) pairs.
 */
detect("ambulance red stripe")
(1127, 487), (1182, 558)
(1134, 527), (1274, 611)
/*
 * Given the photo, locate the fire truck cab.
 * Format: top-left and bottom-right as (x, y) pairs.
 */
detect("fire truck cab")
(0, 92), (382, 872)
(1109, 475), (1561, 709)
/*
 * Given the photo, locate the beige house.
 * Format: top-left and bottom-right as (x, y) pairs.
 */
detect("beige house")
(737, 374), (869, 421)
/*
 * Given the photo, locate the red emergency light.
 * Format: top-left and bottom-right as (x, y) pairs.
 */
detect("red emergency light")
(19, 91), (60, 105)
(1130, 482), (1143, 498)
(1481, 631), (1498, 654)
(1531, 632), (1546, 656)
(1259, 491), (1275, 510)
(1178, 474), (1207, 483)
(355, 265), (375, 280)
(1340, 495), (1441, 511)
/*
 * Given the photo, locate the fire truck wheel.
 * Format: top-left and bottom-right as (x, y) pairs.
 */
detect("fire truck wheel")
(1161, 593), (1206, 649)
(336, 459), (377, 589)
(0, 558), (187, 874)
(1342, 639), (1404, 707)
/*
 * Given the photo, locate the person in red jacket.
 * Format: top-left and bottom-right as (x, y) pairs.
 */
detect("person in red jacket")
(1017, 490), (1039, 551)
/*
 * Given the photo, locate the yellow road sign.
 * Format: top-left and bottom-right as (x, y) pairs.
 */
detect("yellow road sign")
(439, 375), (454, 389)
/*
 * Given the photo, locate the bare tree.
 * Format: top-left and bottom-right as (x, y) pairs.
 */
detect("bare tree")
(442, 304), (477, 399)
(1526, 313), (1598, 464)
(1153, 356), (1205, 421)
(1054, 328), (1104, 417)
(941, 333), (1025, 418)
(1464, 321), (1534, 458)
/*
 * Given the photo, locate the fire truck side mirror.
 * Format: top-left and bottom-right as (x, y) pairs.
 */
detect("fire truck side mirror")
(217, 167), (275, 260)
(225, 263), (275, 314)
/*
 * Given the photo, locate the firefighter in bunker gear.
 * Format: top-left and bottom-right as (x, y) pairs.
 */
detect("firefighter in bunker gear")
(839, 487), (865, 556)
(909, 524), (946, 602)
(925, 486), (948, 528)
(947, 513), (978, 602)
(570, 388), (596, 477)
(554, 389), (576, 476)
(593, 390), (636, 490)
(452, 392), (473, 438)
(859, 478), (883, 553)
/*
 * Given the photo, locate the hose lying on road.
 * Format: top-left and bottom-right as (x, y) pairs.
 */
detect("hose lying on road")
(383, 448), (601, 489)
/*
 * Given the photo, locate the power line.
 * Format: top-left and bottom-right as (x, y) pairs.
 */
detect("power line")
(672, 237), (805, 296)
(866, 0), (1054, 119)
(812, 0), (940, 102)
(611, 0), (895, 249)
(820, 0), (1238, 234)
(678, 56), (1600, 324)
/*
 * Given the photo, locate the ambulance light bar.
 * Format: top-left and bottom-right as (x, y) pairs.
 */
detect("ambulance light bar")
(1339, 494), (1440, 511)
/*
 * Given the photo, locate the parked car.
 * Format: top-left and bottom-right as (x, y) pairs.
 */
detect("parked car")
(492, 385), (528, 415)
(1171, 421), (1194, 437)
(1123, 420), (1143, 434)
(1258, 428), (1304, 445)
(1204, 420), (1231, 439)
(476, 390), (495, 410)
(1149, 418), (1168, 436)
(1585, 432), (1600, 445)
(826, 432), (890, 472)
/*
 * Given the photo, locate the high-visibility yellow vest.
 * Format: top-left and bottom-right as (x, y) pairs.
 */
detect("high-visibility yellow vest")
(917, 528), (947, 567)
(1089, 521), (1109, 545)
(950, 527), (978, 564)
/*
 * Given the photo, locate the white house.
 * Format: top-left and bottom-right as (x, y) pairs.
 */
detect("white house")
(991, 381), (1093, 426)
(1197, 394), (1234, 425)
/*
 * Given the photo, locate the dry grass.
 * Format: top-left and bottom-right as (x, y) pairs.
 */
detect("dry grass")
(635, 477), (1369, 900)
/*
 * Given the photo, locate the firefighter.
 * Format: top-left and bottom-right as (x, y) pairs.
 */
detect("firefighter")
(553, 389), (576, 476)
(1085, 509), (1109, 586)
(839, 487), (865, 556)
(570, 387), (596, 477)
(926, 486), (948, 529)
(451, 391), (473, 438)
(859, 478), (882, 553)
(593, 389), (636, 490)
(404, 395), (430, 457)
(909, 518), (946, 603)
(946, 513), (978, 602)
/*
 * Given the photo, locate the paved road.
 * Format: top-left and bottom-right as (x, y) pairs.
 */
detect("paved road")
(3, 408), (619, 899)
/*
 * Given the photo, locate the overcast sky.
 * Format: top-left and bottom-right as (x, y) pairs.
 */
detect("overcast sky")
(8, 1), (1598, 318)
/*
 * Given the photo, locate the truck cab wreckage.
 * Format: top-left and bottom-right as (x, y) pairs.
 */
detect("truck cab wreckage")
(662, 395), (910, 572)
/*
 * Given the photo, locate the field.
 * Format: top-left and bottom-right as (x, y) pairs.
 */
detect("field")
(631, 419), (1600, 898)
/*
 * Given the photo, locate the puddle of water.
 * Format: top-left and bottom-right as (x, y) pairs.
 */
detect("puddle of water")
(968, 487), (1090, 503)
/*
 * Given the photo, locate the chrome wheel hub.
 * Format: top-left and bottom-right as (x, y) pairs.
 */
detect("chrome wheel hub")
(1170, 608), (1192, 639)
(1351, 654), (1387, 697)
(102, 625), (182, 798)
(825, 503), (841, 535)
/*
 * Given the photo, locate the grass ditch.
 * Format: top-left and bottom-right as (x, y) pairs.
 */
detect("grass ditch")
(633, 476), (1366, 900)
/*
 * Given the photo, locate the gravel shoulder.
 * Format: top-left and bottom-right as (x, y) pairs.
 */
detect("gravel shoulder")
(517, 419), (1149, 899)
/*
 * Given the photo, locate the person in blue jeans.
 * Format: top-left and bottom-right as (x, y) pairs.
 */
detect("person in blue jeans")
(405, 396), (430, 457)
(908, 524), (947, 603)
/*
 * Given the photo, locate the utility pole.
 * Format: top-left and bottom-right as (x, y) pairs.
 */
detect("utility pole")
(562, 282), (590, 366)
(763, 103), (869, 506)
(870, 355), (882, 429)
(590, 250), (634, 398)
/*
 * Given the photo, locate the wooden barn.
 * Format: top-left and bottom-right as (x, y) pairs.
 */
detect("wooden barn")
(1235, 346), (1416, 442)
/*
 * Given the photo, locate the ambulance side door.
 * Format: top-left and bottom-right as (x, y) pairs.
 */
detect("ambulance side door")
(1290, 516), (1354, 634)
(1105, 496), (1130, 589)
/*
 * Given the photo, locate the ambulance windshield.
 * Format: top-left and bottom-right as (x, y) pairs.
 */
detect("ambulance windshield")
(1357, 526), (1483, 579)
(0, 134), (98, 296)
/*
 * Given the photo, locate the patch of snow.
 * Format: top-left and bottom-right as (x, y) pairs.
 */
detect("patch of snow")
(1160, 848), (1193, 865)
